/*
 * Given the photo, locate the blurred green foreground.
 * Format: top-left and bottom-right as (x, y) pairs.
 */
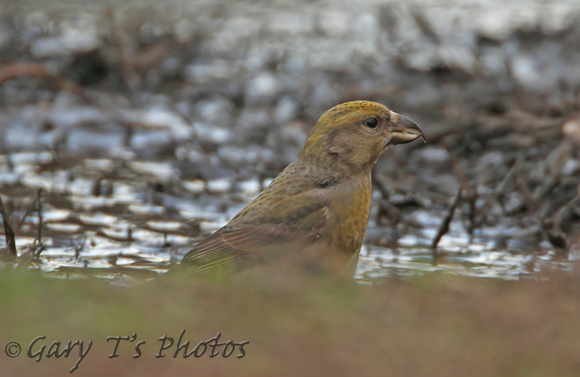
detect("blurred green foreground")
(1, 269), (580, 377)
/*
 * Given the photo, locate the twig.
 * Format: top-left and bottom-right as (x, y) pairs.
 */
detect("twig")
(432, 185), (463, 250)
(16, 242), (46, 269)
(515, 156), (534, 205)
(543, 192), (580, 252)
(465, 184), (478, 241)
(0, 196), (16, 258)
(475, 157), (518, 224)
(451, 155), (477, 240)
(36, 189), (43, 244)
(15, 188), (42, 233)
(532, 141), (571, 209)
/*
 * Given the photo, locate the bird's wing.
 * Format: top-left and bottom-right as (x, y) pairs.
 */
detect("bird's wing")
(177, 194), (328, 275)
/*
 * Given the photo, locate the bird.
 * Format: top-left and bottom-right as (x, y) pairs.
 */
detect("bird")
(171, 100), (425, 278)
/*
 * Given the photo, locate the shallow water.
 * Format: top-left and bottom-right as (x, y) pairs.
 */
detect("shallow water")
(0, 151), (573, 283)
(1, 0), (579, 282)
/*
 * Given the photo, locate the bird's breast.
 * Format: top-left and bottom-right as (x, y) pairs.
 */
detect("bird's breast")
(325, 175), (372, 256)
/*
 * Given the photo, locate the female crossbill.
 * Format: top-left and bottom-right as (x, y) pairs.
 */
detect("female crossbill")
(174, 101), (425, 277)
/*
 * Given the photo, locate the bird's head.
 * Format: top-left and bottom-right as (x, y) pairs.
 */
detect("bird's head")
(299, 101), (425, 172)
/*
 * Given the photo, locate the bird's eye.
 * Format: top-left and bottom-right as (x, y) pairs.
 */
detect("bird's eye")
(364, 117), (378, 128)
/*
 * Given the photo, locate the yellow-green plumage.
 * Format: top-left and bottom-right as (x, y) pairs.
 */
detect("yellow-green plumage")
(175, 100), (424, 277)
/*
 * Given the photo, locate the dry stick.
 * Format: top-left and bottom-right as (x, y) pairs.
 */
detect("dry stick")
(553, 193), (580, 232)
(0, 196), (17, 258)
(466, 186), (477, 240)
(36, 189), (43, 245)
(16, 241), (46, 269)
(458, 183), (477, 242)
(531, 142), (572, 250)
(15, 188), (42, 233)
(515, 157), (534, 205)
(542, 192), (580, 252)
(532, 141), (571, 210)
(451, 156), (476, 240)
(475, 157), (518, 225)
(432, 185), (463, 251)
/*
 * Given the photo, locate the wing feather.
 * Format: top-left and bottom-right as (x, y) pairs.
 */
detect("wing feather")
(177, 194), (328, 276)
